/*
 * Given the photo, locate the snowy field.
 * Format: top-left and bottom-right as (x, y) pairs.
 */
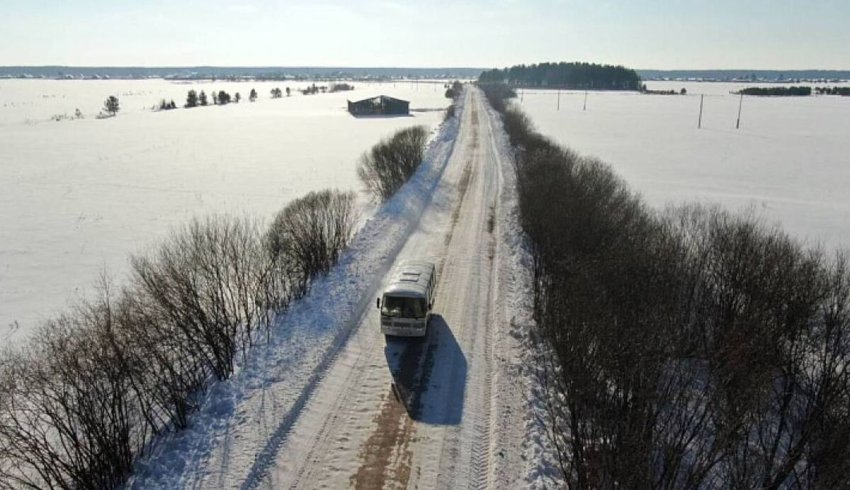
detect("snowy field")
(0, 79), (450, 339)
(519, 81), (850, 250)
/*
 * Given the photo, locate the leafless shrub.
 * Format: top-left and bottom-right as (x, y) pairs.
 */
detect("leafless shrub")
(267, 189), (358, 295)
(0, 281), (145, 489)
(357, 126), (428, 201)
(130, 215), (273, 381)
(478, 83), (516, 113)
(665, 207), (850, 489)
(116, 282), (214, 430)
(501, 106), (538, 149)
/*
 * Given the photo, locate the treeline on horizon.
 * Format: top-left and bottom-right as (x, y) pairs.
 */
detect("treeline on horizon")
(479, 62), (641, 90)
(817, 86), (850, 95)
(737, 85), (850, 97)
(739, 86), (812, 96)
(638, 69), (850, 81)
(0, 65), (484, 81)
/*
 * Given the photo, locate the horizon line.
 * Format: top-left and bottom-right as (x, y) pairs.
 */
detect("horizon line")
(1, 65), (849, 72)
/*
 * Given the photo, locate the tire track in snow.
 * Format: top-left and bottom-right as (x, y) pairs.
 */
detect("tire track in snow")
(468, 201), (499, 490)
(286, 330), (386, 490)
(349, 335), (429, 489)
(431, 90), (500, 490)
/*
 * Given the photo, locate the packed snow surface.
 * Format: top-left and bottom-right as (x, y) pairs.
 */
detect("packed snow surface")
(0, 79), (449, 338)
(519, 81), (850, 250)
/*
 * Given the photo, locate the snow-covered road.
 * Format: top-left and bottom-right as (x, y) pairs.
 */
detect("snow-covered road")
(130, 87), (544, 489)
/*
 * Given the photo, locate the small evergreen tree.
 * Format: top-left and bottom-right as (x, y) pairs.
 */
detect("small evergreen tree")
(199, 91), (208, 106)
(271, 87), (283, 98)
(249, 88), (257, 102)
(234, 92), (241, 103)
(212, 91), (219, 105)
(286, 87), (291, 97)
(186, 89), (198, 108)
(157, 99), (177, 111)
(103, 95), (119, 116)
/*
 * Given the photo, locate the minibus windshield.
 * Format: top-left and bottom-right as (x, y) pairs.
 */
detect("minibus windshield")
(381, 296), (427, 319)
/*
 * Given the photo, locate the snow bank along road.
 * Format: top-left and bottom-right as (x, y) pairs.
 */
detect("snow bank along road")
(130, 87), (537, 489)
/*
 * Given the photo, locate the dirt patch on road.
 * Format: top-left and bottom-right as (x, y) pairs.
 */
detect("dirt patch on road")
(350, 388), (415, 490)
(351, 337), (428, 489)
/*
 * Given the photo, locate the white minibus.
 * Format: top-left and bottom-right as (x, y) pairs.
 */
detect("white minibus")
(377, 260), (436, 337)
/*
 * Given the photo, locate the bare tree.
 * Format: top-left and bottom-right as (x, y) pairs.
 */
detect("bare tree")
(0, 281), (142, 489)
(267, 189), (358, 295)
(130, 216), (272, 380)
(357, 126), (428, 201)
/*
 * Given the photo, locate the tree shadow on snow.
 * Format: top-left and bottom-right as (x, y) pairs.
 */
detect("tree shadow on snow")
(383, 314), (466, 425)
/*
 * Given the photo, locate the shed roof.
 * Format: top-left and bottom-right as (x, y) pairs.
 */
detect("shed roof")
(350, 95), (409, 105)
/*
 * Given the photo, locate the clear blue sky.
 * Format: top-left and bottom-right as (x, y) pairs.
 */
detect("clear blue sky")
(2, 0), (848, 69)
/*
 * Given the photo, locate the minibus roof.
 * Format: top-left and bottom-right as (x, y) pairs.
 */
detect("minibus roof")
(383, 260), (435, 298)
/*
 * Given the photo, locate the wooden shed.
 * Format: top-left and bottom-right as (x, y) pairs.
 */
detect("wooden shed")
(347, 95), (410, 116)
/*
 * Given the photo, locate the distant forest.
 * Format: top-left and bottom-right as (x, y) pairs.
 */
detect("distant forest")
(478, 62), (641, 90)
(816, 86), (850, 95)
(739, 86), (812, 96)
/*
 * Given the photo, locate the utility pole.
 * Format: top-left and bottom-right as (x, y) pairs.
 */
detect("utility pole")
(583, 90), (588, 111)
(736, 93), (743, 129)
(698, 94), (704, 129)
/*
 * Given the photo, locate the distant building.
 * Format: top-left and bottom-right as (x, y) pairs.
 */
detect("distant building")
(347, 95), (409, 116)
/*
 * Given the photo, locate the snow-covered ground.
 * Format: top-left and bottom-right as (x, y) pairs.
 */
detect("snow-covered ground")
(0, 79), (450, 339)
(519, 82), (850, 250)
(128, 87), (548, 489)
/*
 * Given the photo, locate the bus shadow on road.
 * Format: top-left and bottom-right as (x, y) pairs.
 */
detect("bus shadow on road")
(383, 314), (466, 425)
